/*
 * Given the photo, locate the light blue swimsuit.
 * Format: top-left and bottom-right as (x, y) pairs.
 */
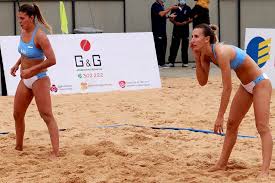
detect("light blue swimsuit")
(18, 25), (47, 89)
(18, 26), (45, 60)
(211, 44), (269, 94)
(211, 44), (246, 70)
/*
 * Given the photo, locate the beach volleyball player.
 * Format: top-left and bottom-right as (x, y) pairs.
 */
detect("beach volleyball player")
(10, 3), (59, 157)
(190, 23), (272, 177)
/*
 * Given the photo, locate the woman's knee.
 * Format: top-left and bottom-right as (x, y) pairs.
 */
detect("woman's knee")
(13, 111), (25, 121)
(39, 111), (54, 123)
(226, 118), (239, 132)
(256, 122), (270, 135)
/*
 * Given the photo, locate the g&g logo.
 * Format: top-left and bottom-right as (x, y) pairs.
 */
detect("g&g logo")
(80, 39), (91, 52)
(75, 55), (101, 67)
(246, 37), (271, 68)
(74, 39), (102, 68)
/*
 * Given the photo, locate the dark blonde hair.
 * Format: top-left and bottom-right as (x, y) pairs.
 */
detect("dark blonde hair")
(194, 23), (219, 44)
(19, 3), (52, 34)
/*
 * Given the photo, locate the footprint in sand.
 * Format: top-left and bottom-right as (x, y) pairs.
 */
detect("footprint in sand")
(227, 161), (249, 170)
(123, 134), (152, 146)
(64, 176), (86, 183)
(27, 159), (39, 165)
(38, 146), (46, 151)
(75, 169), (85, 174)
(83, 141), (128, 157)
(19, 152), (30, 156)
(61, 170), (72, 175)
(83, 148), (104, 157)
(230, 174), (249, 182)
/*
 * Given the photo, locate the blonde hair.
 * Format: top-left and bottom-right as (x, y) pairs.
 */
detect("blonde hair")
(196, 0), (210, 9)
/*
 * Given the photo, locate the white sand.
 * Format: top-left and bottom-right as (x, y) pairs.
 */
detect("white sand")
(0, 75), (274, 183)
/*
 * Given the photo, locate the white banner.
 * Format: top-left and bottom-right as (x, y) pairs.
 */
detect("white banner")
(245, 28), (275, 88)
(0, 33), (161, 95)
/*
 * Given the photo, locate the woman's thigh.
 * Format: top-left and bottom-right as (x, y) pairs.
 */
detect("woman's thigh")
(32, 77), (53, 114)
(14, 80), (33, 114)
(253, 80), (272, 125)
(227, 85), (253, 127)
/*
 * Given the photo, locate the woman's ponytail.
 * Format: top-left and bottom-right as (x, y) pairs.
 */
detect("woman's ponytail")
(209, 24), (219, 43)
(33, 3), (52, 34)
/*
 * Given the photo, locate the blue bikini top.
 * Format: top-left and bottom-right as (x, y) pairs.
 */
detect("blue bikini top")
(18, 26), (45, 60)
(211, 44), (247, 70)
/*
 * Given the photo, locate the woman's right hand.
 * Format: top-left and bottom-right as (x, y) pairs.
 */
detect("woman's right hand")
(214, 116), (224, 134)
(10, 64), (19, 77)
(191, 48), (201, 61)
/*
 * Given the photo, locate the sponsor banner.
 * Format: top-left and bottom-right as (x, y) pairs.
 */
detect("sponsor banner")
(245, 28), (275, 88)
(0, 33), (161, 95)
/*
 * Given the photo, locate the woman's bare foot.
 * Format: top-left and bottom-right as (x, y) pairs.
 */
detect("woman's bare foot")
(256, 171), (270, 181)
(208, 164), (227, 172)
(49, 151), (59, 160)
(15, 145), (23, 151)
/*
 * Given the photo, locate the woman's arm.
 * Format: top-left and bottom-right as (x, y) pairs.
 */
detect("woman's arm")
(216, 48), (232, 118)
(214, 47), (232, 133)
(193, 50), (210, 86)
(15, 57), (22, 66)
(10, 57), (21, 76)
(34, 30), (56, 70)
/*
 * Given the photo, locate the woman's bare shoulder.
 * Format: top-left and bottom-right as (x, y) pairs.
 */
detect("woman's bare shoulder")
(36, 28), (47, 38)
(216, 44), (234, 57)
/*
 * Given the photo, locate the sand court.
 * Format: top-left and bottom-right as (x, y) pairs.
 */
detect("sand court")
(0, 66), (274, 182)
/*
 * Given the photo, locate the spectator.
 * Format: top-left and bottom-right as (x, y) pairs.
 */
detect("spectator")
(168, 0), (192, 67)
(151, 0), (178, 68)
(190, 0), (210, 28)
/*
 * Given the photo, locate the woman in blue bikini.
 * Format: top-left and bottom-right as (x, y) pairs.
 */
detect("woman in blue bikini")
(190, 23), (272, 177)
(10, 3), (59, 157)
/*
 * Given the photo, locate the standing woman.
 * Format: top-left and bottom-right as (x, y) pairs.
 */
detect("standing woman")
(10, 3), (59, 157)
(190, 23), (272, 177)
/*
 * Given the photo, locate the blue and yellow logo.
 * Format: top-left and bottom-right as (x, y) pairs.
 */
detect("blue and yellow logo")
(246, 37), (271, 68)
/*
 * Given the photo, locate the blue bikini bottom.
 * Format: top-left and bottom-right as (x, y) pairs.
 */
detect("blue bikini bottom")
(241, 73), (269, 94)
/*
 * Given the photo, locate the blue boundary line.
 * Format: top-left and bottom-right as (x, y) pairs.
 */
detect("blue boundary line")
(95, 124), (257, 139)
(0, 125), (256, 139)
(96, 124), (127, 128)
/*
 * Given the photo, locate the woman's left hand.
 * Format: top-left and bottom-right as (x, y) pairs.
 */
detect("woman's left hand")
(20, 68), (33, 79)
(214, 116), (224, 134)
